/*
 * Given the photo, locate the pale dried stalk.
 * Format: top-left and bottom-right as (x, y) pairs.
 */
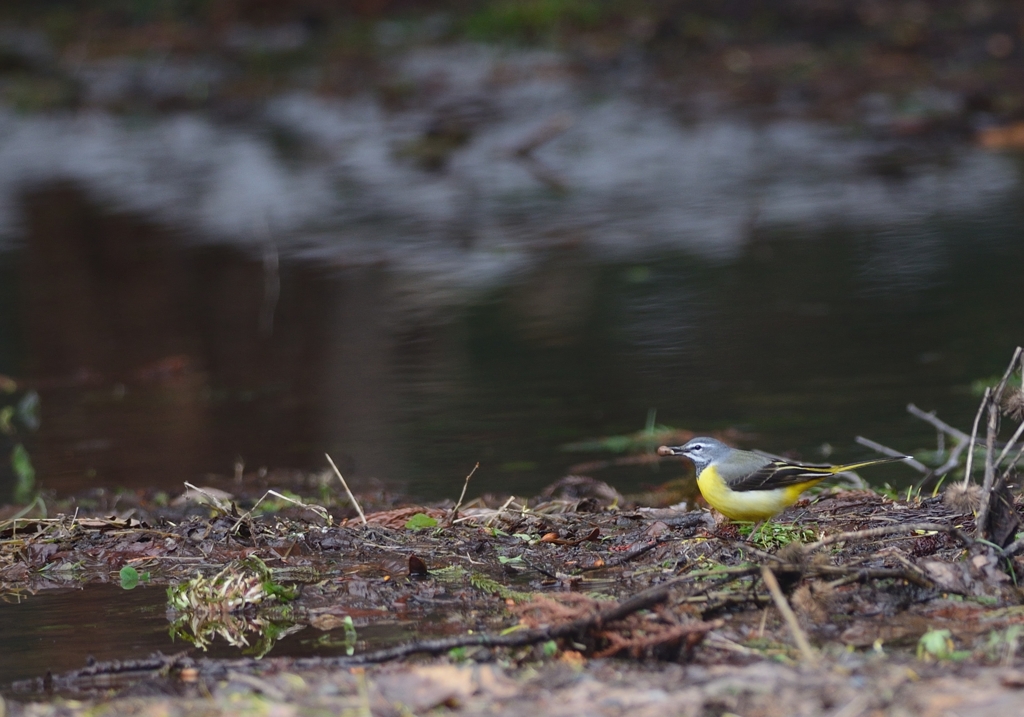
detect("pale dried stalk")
(975, 347), (1022, 537)
(906, 403), (971, 479)
(995, 420), (1024, 468)
(961, 387), (989, 488)
(448, 462), (480, 527)
(761, 566), (816, 663)
(325, 453), (366, 526)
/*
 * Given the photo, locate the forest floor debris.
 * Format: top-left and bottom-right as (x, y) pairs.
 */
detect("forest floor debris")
(2, 477), (1023, 717)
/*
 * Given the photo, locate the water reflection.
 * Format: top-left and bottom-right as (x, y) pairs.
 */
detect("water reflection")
(2, 181), (1024, 501)
(14, 183), (410, 494)
(0, 584), (428, 687)
(0, 586), (171, 685)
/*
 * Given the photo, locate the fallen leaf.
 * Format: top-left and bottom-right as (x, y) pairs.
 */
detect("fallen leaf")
(408, 554), (429, 577)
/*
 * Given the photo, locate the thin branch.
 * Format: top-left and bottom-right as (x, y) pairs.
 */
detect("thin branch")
(976, 348), (1022, 537)
(978, 396), (1001, 537)
(1002, 442), (1024, 482)
(800, 522), (970, 553)
(907, 403), (969, 442)
(1000, 534), (1024, 558)
(182, 482), (232, 513)
(447, 462), (479, 528)
(580, 539), (663, 571)
(930, 440), (971, 481)
(993, 347), (1023, 403)
(905, 404), (974, 482)
(961, 387), (990, 488)
(761, 566), (816, 663)
(995, 420), (1024, 468)
(325, 453), (366, 526)
(231, 489), (330, 533)
(810, 565), (934, 588)
(855, 436), (928, 473)
(519, 556), (560, 580)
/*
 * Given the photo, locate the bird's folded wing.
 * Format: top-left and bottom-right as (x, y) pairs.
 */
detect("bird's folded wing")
(727, 461), (834, 492)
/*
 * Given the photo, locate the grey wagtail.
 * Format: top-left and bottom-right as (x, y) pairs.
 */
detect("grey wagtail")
(657, 437), (909, 521)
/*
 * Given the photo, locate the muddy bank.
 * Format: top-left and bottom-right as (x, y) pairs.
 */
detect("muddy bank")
(2, 469), (1023, 717)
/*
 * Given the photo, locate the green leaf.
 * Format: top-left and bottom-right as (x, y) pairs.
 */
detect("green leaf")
(11, 443), (35, 504)
(343, 615), (357, 656)
(917, 628), (954, 661)
(120, 565), (140, 590)
(542, 639), (559, 657)
(404, 513), (438, 530)
(262, 580), (299, 601)
(0, 406), (13, 434)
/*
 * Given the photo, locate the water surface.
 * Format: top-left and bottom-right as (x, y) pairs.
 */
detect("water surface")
(0, 186), (1021, 501)
(0, 47), (1020, 501)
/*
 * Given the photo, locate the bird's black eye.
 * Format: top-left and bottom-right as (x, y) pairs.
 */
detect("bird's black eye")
(692, 445), (702, 452)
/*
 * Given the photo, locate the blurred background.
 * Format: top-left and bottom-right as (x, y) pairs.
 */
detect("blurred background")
(0, 0), (1023, 503)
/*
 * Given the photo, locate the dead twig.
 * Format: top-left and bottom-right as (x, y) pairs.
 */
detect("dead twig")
(231, 490), (331, 534)
(1002, 443), (1024, 482)
(855, 436), (928, 473)
(480, 495), (519, 527)
(961, 387), (990, 489)
(519, 556), (559, 580)
(902, 404), (971, 482)
(1000, 535), (1024, 558)
(447, 462), (480, 528)
(976, 347), (1023, 537)
(995, 419), (1024, 469)
(979, 396), (1001, 538)
(761, 566), (816, 663)
(800, 522), (970, 553)
(929, 440), (971, 483)
(807, 564), (936, 589)
(182, 482), (232, 514)
(325, 453), (366, 526)
(907, 403), (969, 442)
(580, 539), (662, 571)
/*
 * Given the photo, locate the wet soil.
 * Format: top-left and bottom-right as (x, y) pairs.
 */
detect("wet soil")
(2, 474), (1023, 716)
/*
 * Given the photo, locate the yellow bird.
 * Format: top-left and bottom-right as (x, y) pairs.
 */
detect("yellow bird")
(657, 437), (909, 521)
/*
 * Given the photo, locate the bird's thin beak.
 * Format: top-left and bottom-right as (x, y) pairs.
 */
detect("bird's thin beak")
(657, 445), (685, 457)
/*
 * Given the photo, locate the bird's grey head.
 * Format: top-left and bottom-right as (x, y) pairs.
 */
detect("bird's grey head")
(657, 436), (731, 473)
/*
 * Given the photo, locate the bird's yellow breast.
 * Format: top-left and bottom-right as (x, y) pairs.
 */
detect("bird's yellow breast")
(696, 465), (822, 521)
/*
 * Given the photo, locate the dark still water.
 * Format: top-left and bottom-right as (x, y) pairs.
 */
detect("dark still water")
(0, 583), (429, 686)
(0, 183), (1022, 502)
